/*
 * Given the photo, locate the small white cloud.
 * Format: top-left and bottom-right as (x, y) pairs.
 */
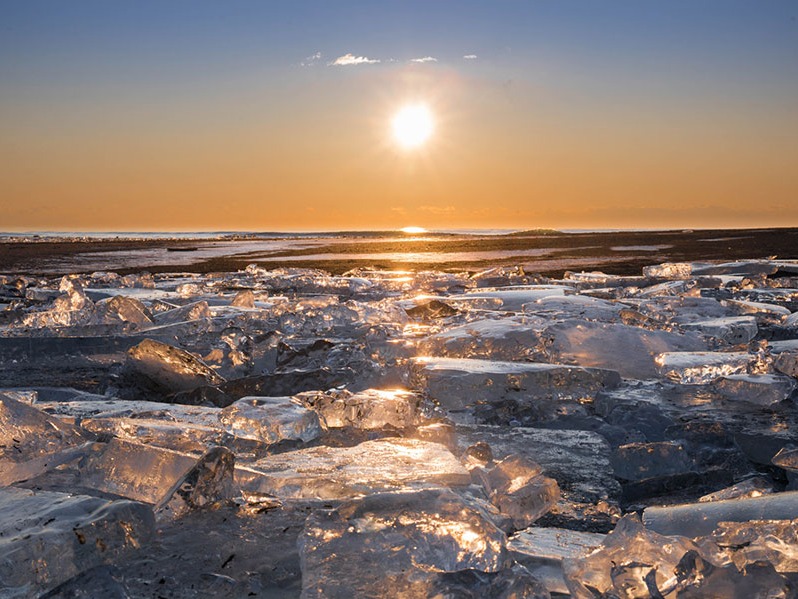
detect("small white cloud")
(410, 56), (438, 63)
(300, 51), (322, 67)
(463, 54), (478, 60)
(330, 53), (380, 66)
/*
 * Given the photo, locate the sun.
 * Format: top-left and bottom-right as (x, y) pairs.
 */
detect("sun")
(400, 226), (427, 234)
(391, 104), (434, 149)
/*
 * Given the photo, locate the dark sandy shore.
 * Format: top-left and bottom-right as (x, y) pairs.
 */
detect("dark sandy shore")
(1, 228), (797, 277)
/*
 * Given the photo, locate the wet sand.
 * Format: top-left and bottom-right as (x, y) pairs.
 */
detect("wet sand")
(1, 228), (797, 277)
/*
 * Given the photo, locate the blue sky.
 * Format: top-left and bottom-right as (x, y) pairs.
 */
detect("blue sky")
(1, 1), (796, 230)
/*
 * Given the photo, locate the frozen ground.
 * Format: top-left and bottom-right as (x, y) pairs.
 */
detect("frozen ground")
(2, 253), (798, 597)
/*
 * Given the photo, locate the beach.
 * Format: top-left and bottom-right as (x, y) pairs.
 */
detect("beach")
(2, 227), (797, 277)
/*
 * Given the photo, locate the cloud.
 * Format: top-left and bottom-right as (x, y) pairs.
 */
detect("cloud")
(330, 53), (380, 66)
(463, 54), (478, 60)
(300, 51), (322, 67)
(410, 56), (438, 63)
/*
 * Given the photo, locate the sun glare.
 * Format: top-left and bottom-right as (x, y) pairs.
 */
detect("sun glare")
(400, 226), (427, 234)
(392, 104), (434, 149)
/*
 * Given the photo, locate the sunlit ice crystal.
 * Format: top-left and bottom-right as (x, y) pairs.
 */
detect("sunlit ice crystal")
(562, 514), (726, 599)
(418, 316), (550, 362)
(94, 295), (154, 328)
(410, 356), (621, 413)
(218, 396), (322, 444)
(237, 438), (471, 500)
(712, 518), (798, 574)
(127, 338), (225, 392)
(477, 454), (560, 530)
(295, 387), (426, 430)
(456, 424), (620, 506)
(152, 300), (211, 325)
(298, 488), (521, 599)
(63, 438), (234, 515)
(21, 277), (96, 328)
(642, 262), (693, 280)
(654, 350), (768, 384)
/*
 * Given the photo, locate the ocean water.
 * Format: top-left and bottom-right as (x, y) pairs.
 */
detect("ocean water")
(0, 228), (517, 241)
(2, 227), (795, 276)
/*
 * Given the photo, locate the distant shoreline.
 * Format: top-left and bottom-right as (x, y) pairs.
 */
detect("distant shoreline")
(2, 227), (797, 278)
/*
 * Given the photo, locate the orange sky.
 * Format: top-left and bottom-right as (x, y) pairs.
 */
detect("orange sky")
(2, 2), (796, 231)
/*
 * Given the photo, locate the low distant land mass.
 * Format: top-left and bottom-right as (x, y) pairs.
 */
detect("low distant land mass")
(1, 227), (797, 277)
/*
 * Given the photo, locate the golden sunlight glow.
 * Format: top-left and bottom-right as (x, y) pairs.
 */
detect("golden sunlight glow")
(400, 226), (427, 234)
(392, 104), (434, 149)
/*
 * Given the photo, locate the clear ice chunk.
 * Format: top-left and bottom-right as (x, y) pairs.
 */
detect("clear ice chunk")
(418, 317), (546, 362)
(127, 338), (225, 392)
(0, 388), (37, 404)
(153, 300), (211, 325)
(237, 438), (471, 500)
(77, 438), (213, 508)
(410, 357), (621, 412)
(643, 490), (798, 537)
(80, 416), (227, 454)
(453, 285), (571, 311)
(772, 447), (798, 473)
(699, 476), (773, 502)
(231, 289), (255, 308)
(723, 298), (791, 321)
(427, 563), (550, 599)
(542, 321), (706, 379)
(636, 279), (699, 297)
(296, 388), (424, 430)
(526, 294), (623, 322)
(218, 396), (322, 444)
(562, 514), (715, 598)
(713, 374), (797, 406)
(21, 277), (96, 328)
(681, 316), (758, 345)
(157, 445), (236, 518)
(120, 273), (155, 288)
(610, 441), (694, 481)
(643, 262), (693, 279)
(0, 393), (87, 466)
(509, 527), (606, 595)
(480, 455), (560, 529)
(456, 425), (620, 506)
(691, 260), (779, 277)
(711, 518), (798, 574)
(774, 349), (798, 378)
(95, 295), (153, 327)
(0, 487), (154, 596)
(298, 488), (513, 598)
(654, 351), (766, 384)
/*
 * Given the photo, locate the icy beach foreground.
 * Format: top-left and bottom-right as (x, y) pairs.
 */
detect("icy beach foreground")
(2, 259), (798, 597)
